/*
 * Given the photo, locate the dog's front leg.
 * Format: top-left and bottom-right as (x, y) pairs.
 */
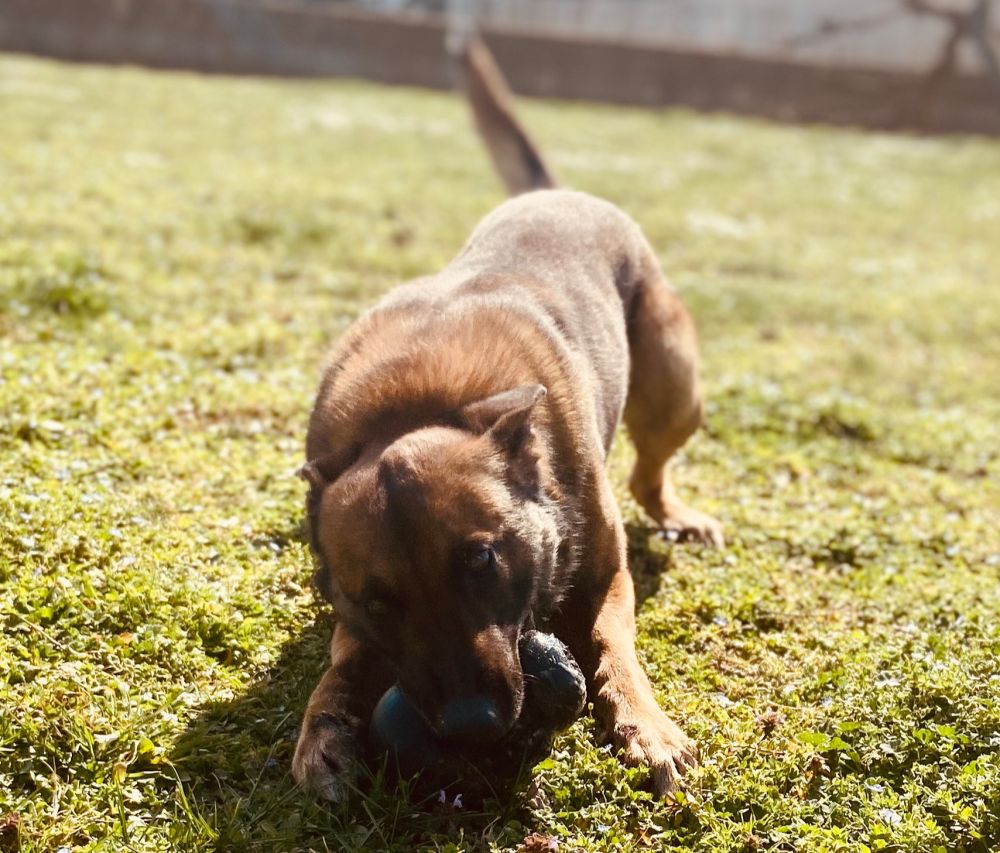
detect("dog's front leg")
(588, 566), (697, 796)
(293, 623), (393, 803)
(561, 485), (697, 797)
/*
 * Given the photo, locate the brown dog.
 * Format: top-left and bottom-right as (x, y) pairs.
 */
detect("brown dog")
(292, 38), (723, 803)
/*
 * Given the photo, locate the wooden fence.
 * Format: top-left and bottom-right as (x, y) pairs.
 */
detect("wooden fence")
(0, 0), (997, 134)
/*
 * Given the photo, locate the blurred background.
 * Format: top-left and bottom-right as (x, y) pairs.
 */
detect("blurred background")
(1, 0), (998, 133)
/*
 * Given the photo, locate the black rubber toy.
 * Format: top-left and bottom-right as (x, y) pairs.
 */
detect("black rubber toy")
(367, 630), (586, 798)
(517, 630), (587, 732)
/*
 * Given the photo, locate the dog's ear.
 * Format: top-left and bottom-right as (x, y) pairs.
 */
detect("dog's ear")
(297, 447), (356, 492)
(299, 448), (356, 606)
(461, 383), (546, 461)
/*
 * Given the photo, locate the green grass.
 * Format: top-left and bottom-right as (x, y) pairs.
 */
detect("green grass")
(2, 53), (999, 852)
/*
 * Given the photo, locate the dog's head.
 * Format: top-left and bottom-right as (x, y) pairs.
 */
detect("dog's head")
(302, 384), (561, 746)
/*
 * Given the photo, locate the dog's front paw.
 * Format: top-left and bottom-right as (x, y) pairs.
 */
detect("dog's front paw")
(292, 712), (360, 803)
(607, 706), (698, 798)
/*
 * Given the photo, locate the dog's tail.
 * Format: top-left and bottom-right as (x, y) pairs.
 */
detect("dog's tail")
(459, 36), (558, 196)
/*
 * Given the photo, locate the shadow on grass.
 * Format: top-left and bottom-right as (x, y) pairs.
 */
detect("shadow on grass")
(166, 518), (678, 851)
(626, 520), (679, 609)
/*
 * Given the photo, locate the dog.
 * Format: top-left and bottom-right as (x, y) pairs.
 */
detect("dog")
(292, 37), (723, 804)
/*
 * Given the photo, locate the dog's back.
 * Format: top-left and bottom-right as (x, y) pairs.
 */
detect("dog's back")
(306, 188), (636, 483)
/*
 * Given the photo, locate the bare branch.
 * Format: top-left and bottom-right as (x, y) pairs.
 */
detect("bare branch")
(901, 0), (964, 23)
(782, 9), (905, 50)
(967, 0), (1000, 90)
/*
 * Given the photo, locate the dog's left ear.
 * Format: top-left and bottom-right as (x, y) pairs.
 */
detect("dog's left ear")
(461, 383), (547, 459)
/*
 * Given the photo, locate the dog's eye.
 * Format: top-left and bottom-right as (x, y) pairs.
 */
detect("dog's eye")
(365, 598), (391, 619)
(465, 544), (496, 574)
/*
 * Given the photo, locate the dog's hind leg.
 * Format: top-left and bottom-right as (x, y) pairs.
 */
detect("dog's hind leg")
(623, 252), (724, 547)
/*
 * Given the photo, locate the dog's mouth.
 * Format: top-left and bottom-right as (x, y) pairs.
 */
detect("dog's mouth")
(400, 667), (525, 749)
(395, 630), (586, 751)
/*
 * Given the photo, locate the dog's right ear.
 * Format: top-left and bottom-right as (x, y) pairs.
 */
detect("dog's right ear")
(297, 446), (357, 493)
(300, 448), (356, 606)
(297, 458), (331, 491)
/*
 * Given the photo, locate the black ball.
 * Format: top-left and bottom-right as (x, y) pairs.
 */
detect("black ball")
(366, 631), (586, 800)
(517, 630), (587, 734)
(368, 685), (443, 780)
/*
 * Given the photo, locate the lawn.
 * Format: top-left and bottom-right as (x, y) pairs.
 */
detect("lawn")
(1, 53), (999, 852)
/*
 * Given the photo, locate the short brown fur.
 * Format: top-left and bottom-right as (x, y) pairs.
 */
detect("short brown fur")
(292, 37), (722, 803)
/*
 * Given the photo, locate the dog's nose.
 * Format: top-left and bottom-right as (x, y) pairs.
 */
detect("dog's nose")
(437, 697), (504, 747)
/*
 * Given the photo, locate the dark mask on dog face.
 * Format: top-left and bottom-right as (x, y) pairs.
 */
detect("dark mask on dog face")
(304, 386), (561, 741)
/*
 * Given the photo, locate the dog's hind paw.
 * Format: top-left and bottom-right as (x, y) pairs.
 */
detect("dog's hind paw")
(629, 478), (724, 548)
(292, 712), (359, 803)
(660, 504), (725, 549)
(645, 501), (726, 548)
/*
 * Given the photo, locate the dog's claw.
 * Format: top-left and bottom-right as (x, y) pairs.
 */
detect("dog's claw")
(609, 710), (698, 798)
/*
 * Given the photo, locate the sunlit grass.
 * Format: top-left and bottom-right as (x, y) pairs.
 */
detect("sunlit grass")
(1, 54), (999, 851)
